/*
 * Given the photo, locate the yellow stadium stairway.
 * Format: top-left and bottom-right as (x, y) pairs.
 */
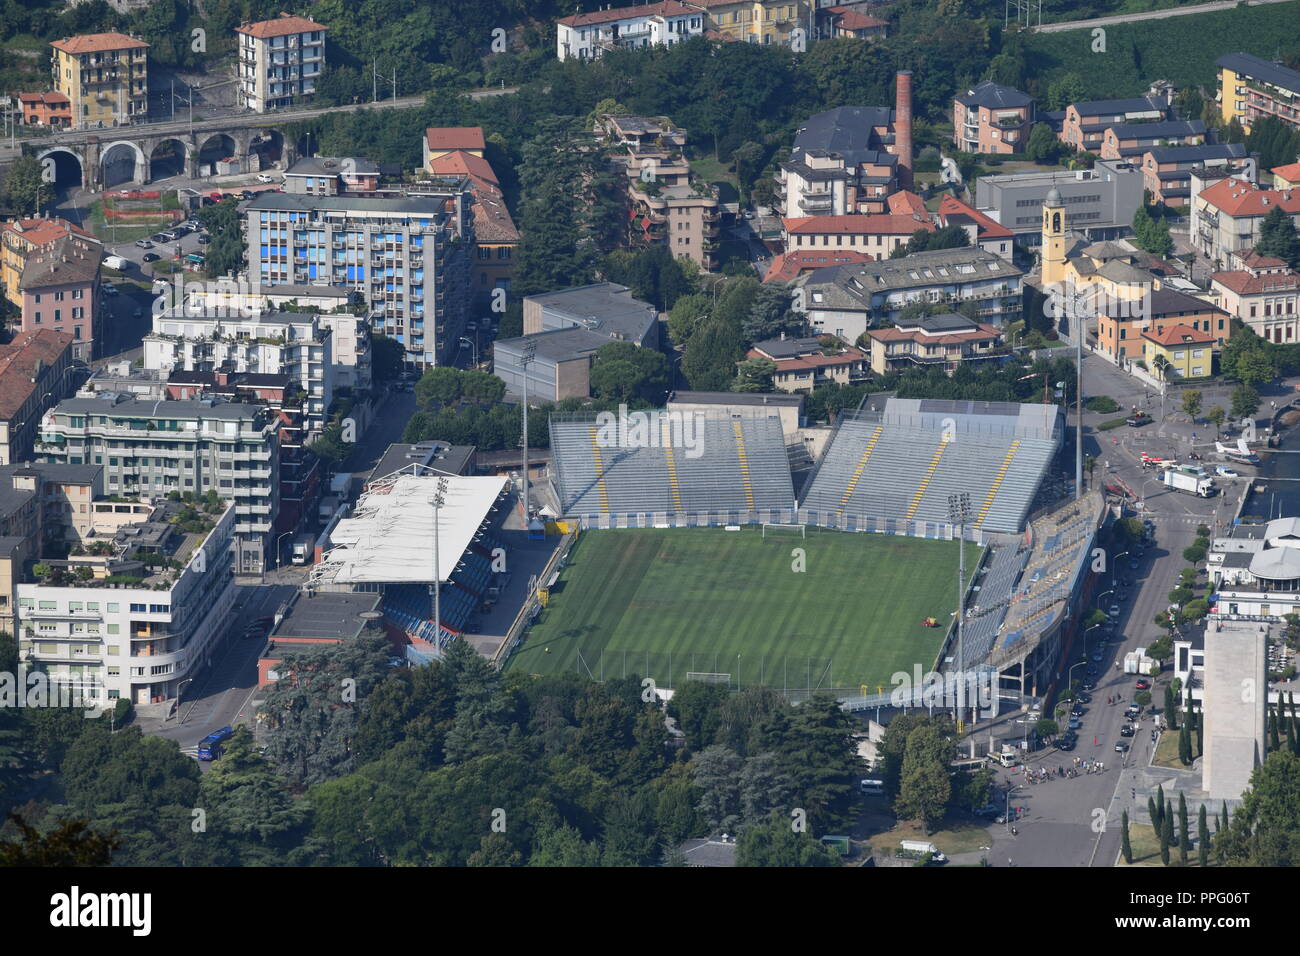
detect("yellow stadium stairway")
(587, 427), (610, 511)
(838, 425), (884, 513)
(973, 440), (1021, 529)
(731, 421), (756, 510)
(902, 438), (951, 522)
(662, 419), (684, 512)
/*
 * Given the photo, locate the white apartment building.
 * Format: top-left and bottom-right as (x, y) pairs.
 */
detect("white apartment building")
(36, 395), (280, 573)
(236, 14), (326, 113)
(557, 2), (705, 61)
(16, 504), (236, 707)
(143, 308), (336, 431)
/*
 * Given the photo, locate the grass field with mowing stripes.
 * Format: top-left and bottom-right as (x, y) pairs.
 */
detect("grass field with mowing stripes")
(506, 527), (960, 693)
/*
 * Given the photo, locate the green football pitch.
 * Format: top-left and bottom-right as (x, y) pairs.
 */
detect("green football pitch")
(505, 527), (961, 694)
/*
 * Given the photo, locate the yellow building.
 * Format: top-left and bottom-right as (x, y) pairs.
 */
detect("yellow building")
(691, 0), (810, 44)
(1217, 52), (1300, 136)
(1141, 323), (1217, 380)
(51, 32), (149, 130)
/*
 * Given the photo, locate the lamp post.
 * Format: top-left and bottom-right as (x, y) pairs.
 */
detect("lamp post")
(274, 530), (293, 569)
(1113, 551), (1128, 589)
(517, 342), (536, 526)
(170, 677), (193, 722)
(459, 336), (477, 367)
(430, 476), (449, 650)
(1096, 588), (1114, 612)
(948, 492), (971, 727)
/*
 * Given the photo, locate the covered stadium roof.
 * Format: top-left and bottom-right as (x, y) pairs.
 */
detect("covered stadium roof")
(314, 473), (506, 584)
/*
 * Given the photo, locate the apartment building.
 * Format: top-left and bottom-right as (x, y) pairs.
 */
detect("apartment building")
(282, 156), (380, 196)
(236, 14), (327, 113)
(600, 115), (721, 270)
(762, 249), (873, 283)
(952, 81), (1034, 155)
(15, 234), (102, 361)
(1096, 287), (1231, 366)
(1099, 120), (1207, 160)
(1274, 162), (1300, 190)
(935, 195), (1015, 261)
(143, 307), (335, 435)
(50, 32), (148, 129)
(245, 189), (472, 368)
(1139, 143), (1252, 206)
(0, 462), (104, 635)
(866, 312), (1003, 375)
(17, 92), (71, 128)
(1193, 177), (1300, 269)
(424, 130), (519, 307)
(1211, 254), (1300, 343)
(36, 395), (281, 573)
(790, 246), (1025, 340)
(1, 217), (100, 316)
(16, 503), (237, 707)
(1059, 94), (1170, 152)
(975, 160), (1144, 243)
(1217, 52), (1300, 136)
(692, 0), (812, 45)
(1142, 324), (1218, 379)
(781, 212), (933, 257)
(0, 329), (77, 466)
(557, 1), (705, 59)
(747, 336), (868, 393)
(777, 84), (914, 218)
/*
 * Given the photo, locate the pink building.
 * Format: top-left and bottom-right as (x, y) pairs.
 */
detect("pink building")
(17, 234), (101, 362)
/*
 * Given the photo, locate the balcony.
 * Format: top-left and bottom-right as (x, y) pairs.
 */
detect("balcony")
(799, 193), (835, 211)
(995, 116), (1024, 130)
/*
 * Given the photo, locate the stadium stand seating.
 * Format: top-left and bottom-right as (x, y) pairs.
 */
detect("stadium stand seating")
(380, 531), (509, 648)
(551, 414), (797, 520)
(799, 405), (1058, 535)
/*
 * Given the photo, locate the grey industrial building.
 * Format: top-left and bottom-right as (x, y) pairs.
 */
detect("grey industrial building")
(1202, 617), (1268, 802)
(975, 159), (1144, 244)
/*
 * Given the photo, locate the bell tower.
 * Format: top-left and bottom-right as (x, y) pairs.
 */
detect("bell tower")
(1041, 185), (1066, 288)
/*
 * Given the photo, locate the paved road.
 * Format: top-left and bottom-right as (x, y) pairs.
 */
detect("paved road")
(1035, 0), (1297, 32)
(147, 582), (299, 764)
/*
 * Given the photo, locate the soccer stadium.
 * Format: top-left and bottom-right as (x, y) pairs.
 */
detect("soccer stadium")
(310, 468), (512, 662)
(509, 397), (1088, 699)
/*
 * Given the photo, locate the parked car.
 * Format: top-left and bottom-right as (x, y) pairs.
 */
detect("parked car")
(240, 190), (255, 200)
(1091, 650), (1103, 662)
(1189, 451), (1203, 460)
(142, 252), (160, 262)
(1068, 718), (1082, 730)
(197, 234), (210, 244)
(1120, 725), (1136, 737)
(135, 239), (153, 249)
(1115, 741), (1130, 753)
(1126, 704), (1142, 718)
(1082, 680), (1096, 690)
(256, 173), (278, 184)
(1135, 678), (1151, 691)
(151, 233), (170, 243)
(1126, 413), (1152, 427)
(1075, 693), (1091, 704)
(102, 284), (118, 296)
(1216, 466), (1239, 478)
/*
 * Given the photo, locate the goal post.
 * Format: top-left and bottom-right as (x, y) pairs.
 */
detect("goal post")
(685, 672), (731, 685)
(761, 522), (806, 540)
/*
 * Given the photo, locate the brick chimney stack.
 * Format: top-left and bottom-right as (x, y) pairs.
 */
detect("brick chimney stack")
(895, 70), (914, 192)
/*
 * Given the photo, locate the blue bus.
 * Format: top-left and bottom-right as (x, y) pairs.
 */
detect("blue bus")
(196, 726), (235, 761)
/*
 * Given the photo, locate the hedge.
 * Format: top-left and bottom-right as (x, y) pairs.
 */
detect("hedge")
(1098, 418), (1128, 431)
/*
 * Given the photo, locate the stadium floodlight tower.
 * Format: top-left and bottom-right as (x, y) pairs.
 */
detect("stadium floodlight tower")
(430, 476), (450, 652)
(948, 492), (971, 729)
(518, 341), (537, 525)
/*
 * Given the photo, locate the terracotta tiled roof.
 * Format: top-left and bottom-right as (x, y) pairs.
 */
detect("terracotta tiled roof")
(559, 1), (698, 26)
(1, 217), (97, 249)
(782, 213), (934, 235)
(887, 190), (928, 218)
(427, 149), (498, 185)
(16, 92), (70, 105)
(1141, 323), (1215, 347)
(747, 345), (868, 373)
(235, 15), (327, 39)
(1199, 178), (1300, 218)
(1211, 270), (1300, 295)
(425, 127), (487, 153)
(937, 194), (1014, 239)
(428, 150), (517, 243)
(763, 250), (873, 283)
(1238, 252), (1288, 270)
(50, 32), (149, 55)
(0, 329), (74, 419)
(827, 7), (888, 30)
(1274, 162), (1300, 184)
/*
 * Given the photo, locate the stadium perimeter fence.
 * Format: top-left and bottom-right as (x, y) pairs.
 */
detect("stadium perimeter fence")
(493, 524), (583, 669)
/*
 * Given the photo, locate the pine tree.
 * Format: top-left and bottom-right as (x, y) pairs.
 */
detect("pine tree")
(1160, 813), (1173, 865)
(1198, 804), (1209, 868)
(1121, 809), (1133, 864)
(1178, 793), (1189, 866)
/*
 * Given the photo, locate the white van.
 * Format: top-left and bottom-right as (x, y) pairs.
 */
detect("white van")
(859, 778), (884, 795)
(900, 840), (946, 863)
(102, 255), (129, 271)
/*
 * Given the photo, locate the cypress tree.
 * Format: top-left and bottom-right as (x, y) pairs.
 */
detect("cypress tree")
(1198, 804), (1210, 868)
(1179, 721), (1192, 765)
(1121, 809), (1133, 864)
(1288, 709), (1297, 756)
(1148, 796), (1159, 829)
(1178, 793), (1189, 865)
(1222, 800), (1230, 832)
(1270, 702), (1281, 751)
(1196, 708), (1204, 757)
(1160, 813), (1173, 865)
(1165, 684), (1178, 728)
(1156, 784), (1166, 828)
